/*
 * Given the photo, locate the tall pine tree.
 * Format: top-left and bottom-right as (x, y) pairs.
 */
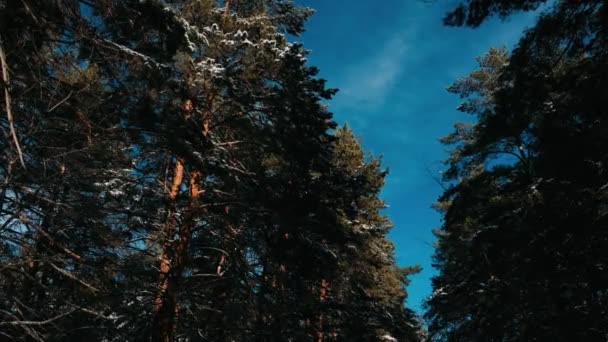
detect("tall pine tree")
(427, 1), (608, 340)
(0, 1), (422, 341)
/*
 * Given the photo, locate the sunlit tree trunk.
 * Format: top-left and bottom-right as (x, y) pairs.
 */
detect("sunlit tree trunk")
(152, 158), (202, 341)
(316, 278), (329, 342)
(152, 158), (184, 342)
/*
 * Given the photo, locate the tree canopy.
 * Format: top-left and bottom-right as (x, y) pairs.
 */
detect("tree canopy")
(3, 0), (607, 341)
(427, 0), (608, 341)
(0, 1), (420, 341)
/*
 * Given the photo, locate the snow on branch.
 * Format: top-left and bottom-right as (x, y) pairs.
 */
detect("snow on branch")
(95, 37), (168, 69)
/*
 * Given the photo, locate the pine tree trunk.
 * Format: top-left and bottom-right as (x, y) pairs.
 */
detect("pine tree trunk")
(316, 278), (329, 342)
(152, 159), (183, 342)
(224, 0), (230, 18)
(152, 160), (202, 342)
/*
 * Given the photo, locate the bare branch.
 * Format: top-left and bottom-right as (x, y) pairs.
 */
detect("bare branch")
(0, 35), (26, 169)
(47, 90), (73, 112)
(0, 309), (77, 326)
(48, 262), (100, 293)
(17, 214), (82, 261)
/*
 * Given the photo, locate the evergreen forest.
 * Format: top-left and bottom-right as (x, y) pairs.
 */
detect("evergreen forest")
(0, 0), (607, 341)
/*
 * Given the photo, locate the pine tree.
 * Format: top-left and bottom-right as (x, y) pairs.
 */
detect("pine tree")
(320, 126), (422, 342)
(427, 1), (608, 340)
(0, 1), (423, 341)
(0, 2), (137, 340)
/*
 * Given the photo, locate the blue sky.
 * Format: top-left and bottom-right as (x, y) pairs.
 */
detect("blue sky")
(296, 0), (541, 313)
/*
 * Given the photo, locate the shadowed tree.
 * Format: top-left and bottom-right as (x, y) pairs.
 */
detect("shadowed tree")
(1, 1), (422, 341)
(427, 1), (608, 341)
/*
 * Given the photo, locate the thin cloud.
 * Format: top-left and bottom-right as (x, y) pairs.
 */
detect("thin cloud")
(338, 34), (410, 110)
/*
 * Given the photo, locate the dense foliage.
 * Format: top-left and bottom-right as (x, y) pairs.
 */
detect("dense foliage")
(5, 0), (606, 341)
(0, 1), (420, 341)
(427, 0), (608, 341)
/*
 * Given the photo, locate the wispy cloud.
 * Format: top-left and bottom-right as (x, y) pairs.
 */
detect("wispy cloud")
(337, 33), (410, 110)
(300, 0), (547, 314)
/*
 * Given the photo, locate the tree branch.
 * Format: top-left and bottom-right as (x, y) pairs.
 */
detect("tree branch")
(0, 35), (26, 169)
(48, 262), (100, 293)
(0, 309), (77, 326)
(17, 213), (82, 261)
